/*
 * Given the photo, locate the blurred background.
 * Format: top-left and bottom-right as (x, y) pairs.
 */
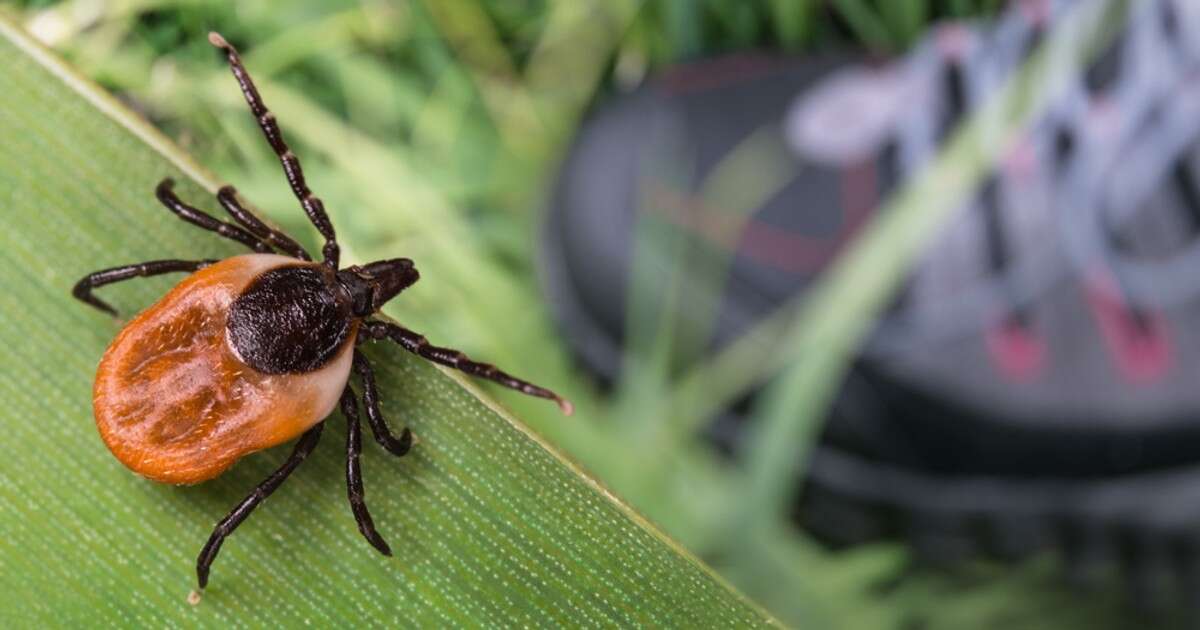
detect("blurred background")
(11, 0), (1200, 626)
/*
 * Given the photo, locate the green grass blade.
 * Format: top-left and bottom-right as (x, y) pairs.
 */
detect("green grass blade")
(0, 15), (775, 627)
(827, 0), (895, 51)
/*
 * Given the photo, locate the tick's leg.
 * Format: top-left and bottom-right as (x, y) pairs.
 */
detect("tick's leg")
(208, 32), (339, 267)
(72, 259), (217, 316)
(216, 185), (312, 260)
(155, 179), (273, 253)
(352, 350), (413, 457)
(340, 387), (393, 556)
(361, 320), (573, 415)
(196, 422), (323, 590)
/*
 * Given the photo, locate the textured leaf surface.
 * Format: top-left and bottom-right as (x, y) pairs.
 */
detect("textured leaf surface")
(0, 17), (772, 628)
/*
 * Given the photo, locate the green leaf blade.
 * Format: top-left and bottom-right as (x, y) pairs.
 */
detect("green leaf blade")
(0, 16), (774, 628)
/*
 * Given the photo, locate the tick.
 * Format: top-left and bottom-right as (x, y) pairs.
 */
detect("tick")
(73, 32), (572, 594)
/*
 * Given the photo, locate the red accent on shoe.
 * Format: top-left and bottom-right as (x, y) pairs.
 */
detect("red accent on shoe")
(1084, 271), (1172, 384)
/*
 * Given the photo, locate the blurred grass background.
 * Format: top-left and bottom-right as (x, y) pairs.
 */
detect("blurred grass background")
(1, 0), (1164, 627)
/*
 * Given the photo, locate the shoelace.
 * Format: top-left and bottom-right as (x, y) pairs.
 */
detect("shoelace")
(790, 0), (1200, 382)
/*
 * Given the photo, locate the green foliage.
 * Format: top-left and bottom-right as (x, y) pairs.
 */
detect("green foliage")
(0, 16), (774, 627)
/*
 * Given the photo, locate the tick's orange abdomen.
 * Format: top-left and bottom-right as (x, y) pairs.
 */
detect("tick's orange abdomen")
(93, 254), (356, 485)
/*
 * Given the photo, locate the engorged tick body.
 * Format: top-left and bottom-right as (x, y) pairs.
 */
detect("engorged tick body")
(74, 32), (571, 594)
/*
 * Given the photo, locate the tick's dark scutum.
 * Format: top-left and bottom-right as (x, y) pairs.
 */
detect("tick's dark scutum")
(227, 265), (353, 374)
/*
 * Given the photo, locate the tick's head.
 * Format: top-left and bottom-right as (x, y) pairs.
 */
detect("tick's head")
(337, 258), (419, 317)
